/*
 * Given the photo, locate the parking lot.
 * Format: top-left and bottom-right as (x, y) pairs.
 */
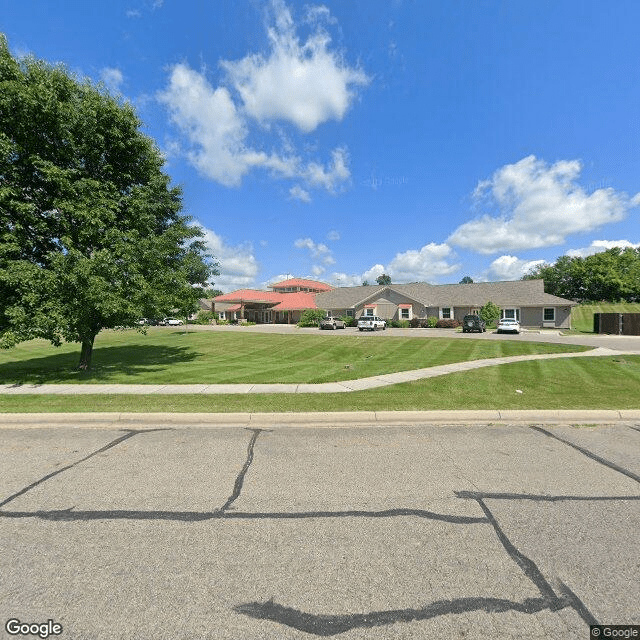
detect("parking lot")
(1, 421), (639, 639)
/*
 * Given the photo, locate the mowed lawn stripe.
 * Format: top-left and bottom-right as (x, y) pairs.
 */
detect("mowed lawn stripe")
(0, 356), (638, 412)
(0, 328), (588, 385)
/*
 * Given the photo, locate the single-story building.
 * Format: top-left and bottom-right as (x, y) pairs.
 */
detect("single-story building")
(212, 278), (576, 329)
(315, 279), (576, 329)
(212, 278), (333, 324)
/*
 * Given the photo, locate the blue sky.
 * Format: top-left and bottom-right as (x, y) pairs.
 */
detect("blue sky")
(2, 0), (639, 291)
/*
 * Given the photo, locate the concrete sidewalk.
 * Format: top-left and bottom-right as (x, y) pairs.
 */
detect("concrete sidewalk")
(0, 346), (637, 395)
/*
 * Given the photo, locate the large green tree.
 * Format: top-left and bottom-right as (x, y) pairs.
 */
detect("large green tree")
(523, 247), (640, 302)
(0, 36), (216, 369)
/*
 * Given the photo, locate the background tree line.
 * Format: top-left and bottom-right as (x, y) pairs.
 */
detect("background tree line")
(522, 247), (640, 302)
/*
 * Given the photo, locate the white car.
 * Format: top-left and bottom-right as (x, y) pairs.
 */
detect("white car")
(497, 318), (520, 334)
(358, 316), (386, 331)
(164, 317), (184, 326)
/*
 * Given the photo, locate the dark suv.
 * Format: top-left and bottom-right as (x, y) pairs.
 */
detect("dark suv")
(462, 314), (486, 333)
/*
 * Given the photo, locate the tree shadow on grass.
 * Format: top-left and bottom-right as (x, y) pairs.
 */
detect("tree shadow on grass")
(0, 344), (200, 384)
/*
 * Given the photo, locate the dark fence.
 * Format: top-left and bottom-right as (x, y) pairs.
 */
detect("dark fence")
(593, 313), (640, 335)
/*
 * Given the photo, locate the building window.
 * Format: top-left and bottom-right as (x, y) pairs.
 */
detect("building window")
(470, 308), (480, 316)
(345, 309), (355, 317)
(441, 307), (451, 319)
(364, 307), (375, 316)
(544, 308), (555, 321)
(400, 308), (410, 319)
(501, 308), (520, 321)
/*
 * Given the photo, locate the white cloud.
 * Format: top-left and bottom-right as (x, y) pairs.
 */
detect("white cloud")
(294, 237), (335, 264)
(221, 0), (369, 133)
(328, 243), (459, 287)
(448, 155), (640, 254)
(289, 185), (311, 203)
(100, 67), (124, 92)
(567, 239), (640, 258)
(197, 225), (259, 292)
(303, 147), (351, 192)
(329, 272), (365, 287)
(387, 242), (460, 282)
(485, 255), (546, 281)
(158, 1), (366, 196)
(303, 5), (337, 26)
(327, 230), (341, 241)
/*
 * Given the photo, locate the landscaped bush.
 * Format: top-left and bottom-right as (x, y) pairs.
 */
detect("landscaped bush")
(192, 311), (216, 325)
(341, 316), (358, 327)
(298, 308), (326, 327)
(480, 301), (501, 327)
(436, 318), (461, 328)
(409, 317), (438, 328)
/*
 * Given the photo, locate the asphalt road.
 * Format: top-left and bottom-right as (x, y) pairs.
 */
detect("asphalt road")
(1, 422), (639, 639)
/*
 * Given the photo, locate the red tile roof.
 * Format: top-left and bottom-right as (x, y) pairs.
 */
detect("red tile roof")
(213, 290), (282, 303)
(213, 289), (318, 310)
(271, 292), (318, 310)
(269, 278), (333, 291)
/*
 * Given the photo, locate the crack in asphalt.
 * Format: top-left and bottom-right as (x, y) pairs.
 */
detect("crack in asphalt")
(0, 507), (487, 524)
(218, 428), (264, 512)
(0, 428), (170, 508)
(3, 424), (632, 636)
(233, 595), (568, 636)
(531, 426), (640, 485)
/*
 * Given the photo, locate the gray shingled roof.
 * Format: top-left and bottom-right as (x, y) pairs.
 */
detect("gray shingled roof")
(315, 280), (575, 309)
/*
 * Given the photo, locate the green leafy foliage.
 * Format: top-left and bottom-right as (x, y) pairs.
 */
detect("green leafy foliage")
(523, 248), (640, 302)
(479, 301), (501, 327)
(298, 309), (326, 327)
(0, 35), (217, 368)
(376, 273), (392, 285)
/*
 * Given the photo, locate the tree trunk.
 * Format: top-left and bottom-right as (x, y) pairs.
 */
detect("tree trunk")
(77, 335), (96, 370)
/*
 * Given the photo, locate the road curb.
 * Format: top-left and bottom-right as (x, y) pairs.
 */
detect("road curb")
(1, 409), (638, 428)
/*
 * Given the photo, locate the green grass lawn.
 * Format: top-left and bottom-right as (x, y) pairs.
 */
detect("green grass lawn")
(0, 328), (587, 385)
(1, 355), (638, 412)
(571, 302), (640, 333)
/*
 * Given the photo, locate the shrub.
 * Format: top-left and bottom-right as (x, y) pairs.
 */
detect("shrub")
(480, 301), (501, 327)
(341, 315), (357, 327)
(298, 308), (326, 327)
(436, 318), (461, 328)
(396, 319), (410, 328)
(409, 317), (437, 328)
(193, 311), (216, 325)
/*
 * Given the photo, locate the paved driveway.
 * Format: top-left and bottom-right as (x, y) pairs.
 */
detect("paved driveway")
(1, 422), (639, 639)
(181, 323), (640, 352)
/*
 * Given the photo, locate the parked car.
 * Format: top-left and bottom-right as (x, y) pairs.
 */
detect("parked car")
(462, 314), (486, 333)
(497, 318), (521, 334)
(320, 315), (346, 330)
(137, 318), (147, 325)
(358, 316), (386, 331)
(164, 317), (184, 326)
